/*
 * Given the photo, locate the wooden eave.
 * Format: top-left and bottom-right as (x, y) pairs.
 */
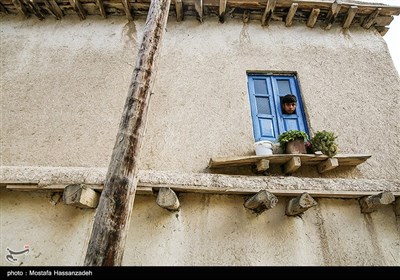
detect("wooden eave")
(0, 0), (399, 36)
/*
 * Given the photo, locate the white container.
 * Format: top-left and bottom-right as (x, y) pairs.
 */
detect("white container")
(254, 140), (273, 156)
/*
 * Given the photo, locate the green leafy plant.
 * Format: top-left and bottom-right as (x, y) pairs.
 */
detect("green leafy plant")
(277, 130), (308, 151)
(310, 130), (338, 157)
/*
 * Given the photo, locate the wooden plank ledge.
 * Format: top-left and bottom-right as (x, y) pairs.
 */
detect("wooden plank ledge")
(209, 153), (371, 168)
(1, 166), (400, 199)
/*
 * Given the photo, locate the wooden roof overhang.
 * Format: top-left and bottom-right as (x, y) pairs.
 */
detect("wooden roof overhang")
(0, 0), (399, 35)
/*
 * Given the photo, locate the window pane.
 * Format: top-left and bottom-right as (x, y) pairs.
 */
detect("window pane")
(277, 80), (291, 95)
(259, 118), (275, 138)
(254, 79), (267, 95)
(256, 97), (271, 115)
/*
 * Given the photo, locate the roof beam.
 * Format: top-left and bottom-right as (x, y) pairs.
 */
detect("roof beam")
(69, 0), (86, 20)
(0, 3), (7, 14)
(121, 0), (133, 21)
(307, 8), (320, 28)
(219, 0), (227, 23)
(375, 26), (389, 36)
(96, 0), (107, 18)
(261, 0), (277, 27)
(343, 5), (357, 29)
(285, 2), (298, 27)
(175, 0), (183, 22)
(324, 0), (342, 30)
(24, 0), (44, 20)
(43, 0), (63, 20)
(362, 7), (381, 29)
(194, 0), (203, 23)
(12, 0), (29, 18)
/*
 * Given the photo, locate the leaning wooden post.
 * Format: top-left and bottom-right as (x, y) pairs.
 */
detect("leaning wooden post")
(84, 0), (171, 266)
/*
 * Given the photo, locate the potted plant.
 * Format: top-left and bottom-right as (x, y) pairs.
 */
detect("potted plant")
(310, 130), (338, 157)
(277, 130), (308, 154)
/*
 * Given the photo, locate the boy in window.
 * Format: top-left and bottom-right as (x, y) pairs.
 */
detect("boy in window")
(281, 94), (297, 114)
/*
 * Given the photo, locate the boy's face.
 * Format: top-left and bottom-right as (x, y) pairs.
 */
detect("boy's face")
(283, 102), (296, 114)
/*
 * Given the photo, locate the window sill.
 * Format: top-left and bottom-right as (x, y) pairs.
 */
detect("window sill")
(208, 153), (371, 174)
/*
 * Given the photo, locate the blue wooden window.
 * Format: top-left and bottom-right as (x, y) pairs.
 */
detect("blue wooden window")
(247, 74), (309, 142)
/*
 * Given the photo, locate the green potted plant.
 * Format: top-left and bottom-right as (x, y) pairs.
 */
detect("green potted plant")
(310, 130), (338, 157)
(277, 130), (308, 154)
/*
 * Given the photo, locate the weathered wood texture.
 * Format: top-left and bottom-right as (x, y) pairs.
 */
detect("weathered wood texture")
(209, 154), (370, 174)
(2, 166), (400, 198)
(244, 190), (278, 214)
(285, 192), (317, 216)
(1, 0), (399, 37)
(63, 184), (100, 208)
(256, 159), (269, 172)
(156, 187), (180, 211)
(84, 0), (171, 266)
(359, 191), (395, 213)
(343, 5), (357, 28)
(284, 156), (301, 174)
(317, 158), (339, 173)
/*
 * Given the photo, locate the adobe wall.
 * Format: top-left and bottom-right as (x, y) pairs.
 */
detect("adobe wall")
(1, 188), (399, 266)
(1, 16), (399, 179)
(1, 16), (399, 266)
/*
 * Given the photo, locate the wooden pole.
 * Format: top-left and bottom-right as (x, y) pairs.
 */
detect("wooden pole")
(84, 0), (171, 266)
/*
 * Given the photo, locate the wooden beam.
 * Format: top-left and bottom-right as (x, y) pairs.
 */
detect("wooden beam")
(343, 5), (357, 29)
(244, 190), (278, 214)
(261, 0), (277, 27)
(219, 0), (227, 23)
(324, 0), (342, 30)
(156, 187), (180, 211)
(43, 0), (63, 20)
(209, 154), (371, 168)
(375, 26), (389, 36)
(362, 8), (381, 29)
(284, 156), (301, 174)
(63, 184), (100, 209)
(317, 158), (339, 173)
(96, 0), (107, 18)
(0, 2), (8, 14)
(194, 0), (203, 23)
(359, 191), (395, 214)
(69, 0), (86, 20)
(306, 8), (320, 28)
(285, 192), (317, 216)
(29, 0), (45, 20)
(12, 0), (29, 18)
(374, 16), (394, 27)
(285, 3), (298, 27)
(84, 0), (171, 266)
(121, 0), (133, 21)
(256, 159), (269, 172)
(2, 167), (400, 199)
(175, 0), (183, 22)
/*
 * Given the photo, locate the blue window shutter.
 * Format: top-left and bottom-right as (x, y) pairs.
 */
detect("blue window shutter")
(247, 76), (278, 142)
(248, 74), (309, 142)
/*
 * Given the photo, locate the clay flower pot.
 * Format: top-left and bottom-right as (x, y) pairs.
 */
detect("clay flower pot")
(285, 138), (307, 154)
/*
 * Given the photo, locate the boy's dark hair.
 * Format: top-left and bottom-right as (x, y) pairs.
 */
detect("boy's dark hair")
(282, 94), (297, 104)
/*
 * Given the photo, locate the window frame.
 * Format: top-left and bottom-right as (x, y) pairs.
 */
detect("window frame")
(247, 71), (310, 142)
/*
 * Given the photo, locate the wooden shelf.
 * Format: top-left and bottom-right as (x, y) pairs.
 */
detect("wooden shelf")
(208, 154), (371, 174)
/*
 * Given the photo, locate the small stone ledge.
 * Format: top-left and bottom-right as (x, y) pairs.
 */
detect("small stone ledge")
(1, 166), (400, 198)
